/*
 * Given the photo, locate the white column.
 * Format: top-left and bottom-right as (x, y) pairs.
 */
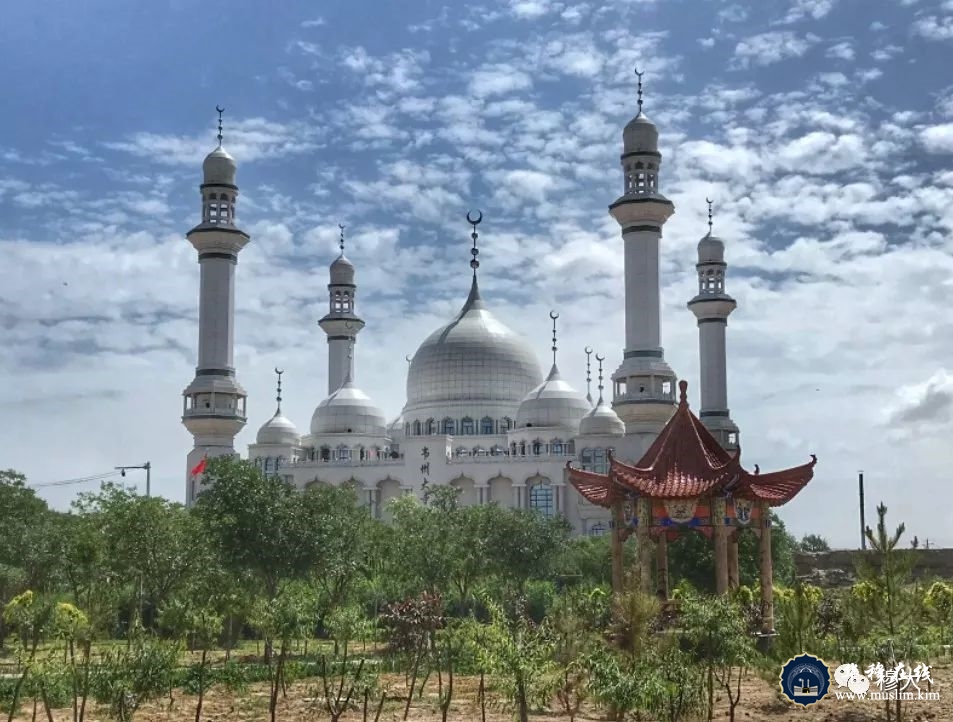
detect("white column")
(622, 229), (661, 352)
(197, 257), (237, 370)
(327, 337), (353, 394)
(699, 320), (728, 413)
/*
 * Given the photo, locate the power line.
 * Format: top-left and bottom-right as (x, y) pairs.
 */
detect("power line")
(29, 470), (122, 489)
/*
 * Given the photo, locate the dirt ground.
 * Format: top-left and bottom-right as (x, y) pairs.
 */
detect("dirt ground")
(11, 664), (951, 721)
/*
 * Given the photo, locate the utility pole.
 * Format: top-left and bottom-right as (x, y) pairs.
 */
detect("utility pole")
(858, 471), (866, 551)
(114, 461), (152, 633)
(116, 462), (151, 497)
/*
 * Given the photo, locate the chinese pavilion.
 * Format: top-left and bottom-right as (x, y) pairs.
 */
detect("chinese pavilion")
(567, 380), (817, 634)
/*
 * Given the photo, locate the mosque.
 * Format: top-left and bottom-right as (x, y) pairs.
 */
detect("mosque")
(180, 80), (744, 536)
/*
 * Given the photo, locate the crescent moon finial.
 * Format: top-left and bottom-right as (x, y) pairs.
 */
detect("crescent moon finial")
(585, 346), (593, 354)
(549, 310), (560, 366)
(594, 353), (606, 402)
(634, 68), (644, 115)
(405, 354), (412, 364)
(215, 106), (225, 145)
(274, 367), (284, 413)
(549, 310), (559, 320)
(705, 198), (714, 234)
(467, 210), (482, 276)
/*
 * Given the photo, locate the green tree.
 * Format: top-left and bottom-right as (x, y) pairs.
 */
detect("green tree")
(195, 457), (316, 601)
(857, 503), (921, 722)
(799, 533), (830, 553)
(666, 514), (796, 591)
(0, 471), (61, 649)
(73, 484), (210, 631)
(476, 598), (554, 722)
(680, 594), (756, 722)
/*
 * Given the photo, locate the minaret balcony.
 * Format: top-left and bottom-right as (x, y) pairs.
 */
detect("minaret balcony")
(608, 194), (674, 228)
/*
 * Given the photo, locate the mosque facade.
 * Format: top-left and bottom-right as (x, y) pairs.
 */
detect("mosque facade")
(181, 85), (741, 536)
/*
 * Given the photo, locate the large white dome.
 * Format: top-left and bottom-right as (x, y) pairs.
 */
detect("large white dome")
(404, 277), (542, 413)
(311, 381), (387, 436)
(516, 364), (591, 431)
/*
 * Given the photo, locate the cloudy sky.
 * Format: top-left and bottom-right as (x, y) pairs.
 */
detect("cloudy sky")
(2, 0), (953, 547)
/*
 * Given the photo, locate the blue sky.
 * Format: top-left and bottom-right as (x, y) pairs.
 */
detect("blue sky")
(2, 0), (953, 547)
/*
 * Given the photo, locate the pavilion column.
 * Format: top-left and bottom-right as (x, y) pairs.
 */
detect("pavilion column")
(656, 532), (669, 600)
(713, 497), (729, 595)
(728, 531), (740, 589)
(610, 496), (625, 596)
(636, 497), (653, 594)
(759, 502), (774, 634)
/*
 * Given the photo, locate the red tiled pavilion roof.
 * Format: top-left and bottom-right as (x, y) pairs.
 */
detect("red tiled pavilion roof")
(564, 462), (614, 505)
(566, 380), (816, 507)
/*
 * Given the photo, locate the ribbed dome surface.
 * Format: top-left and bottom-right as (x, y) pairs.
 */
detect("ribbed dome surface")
(330, 254), (355, 285)
(203, 146), (236, 185)
(623, 114), (658, 154)
(697, 234), (725, 263)
(578, 399), (626, 437)
(256, 412), (300, 445)
(311, 381), (386, 436)
(404, 277), (542, 411)
(515, 364), (591, 431)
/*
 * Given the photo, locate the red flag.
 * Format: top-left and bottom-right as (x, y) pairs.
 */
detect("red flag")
(190, 457), (207, 477)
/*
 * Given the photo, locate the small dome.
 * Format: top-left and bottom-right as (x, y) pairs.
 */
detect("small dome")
(203, 146), (237, 186)
(330, 253), (355, 285)
(405, 277), (542, 412)
(256, 411), (300, 446)
(579, 399), (625, 437)
(623, 114), (658, 154)
(698, 234), (725, 263)
(311, 381), (386, 436)
(515, 364), (591, 431)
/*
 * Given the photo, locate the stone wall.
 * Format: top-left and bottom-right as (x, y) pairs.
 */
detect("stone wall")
(794, 548), (953, 588)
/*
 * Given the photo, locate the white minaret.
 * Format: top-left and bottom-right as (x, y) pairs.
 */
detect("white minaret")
(182, 108), (249, 504)
(687, 200), (739, 450)
(608, 70), (677, 458)
(318, 225), (364, 394)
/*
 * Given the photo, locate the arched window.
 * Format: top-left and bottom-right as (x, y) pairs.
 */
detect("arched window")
(275, 456), (284, 472)
(550, 438), (565, 455)
(426, 418), (436, 435)
(593, 448), (608, 474)
(532, 439), (542, 456)
(490, 444), (504, 456)
(455, 446), (468, 457)
(473, 446), (486, 457)
(412, 420), (422, 436)
(529, 483), (554, 518)
(342, 291), (352, 312)
(588, 521), (608, 537)
(253, 456), (263, 469)
(263, 457), (273, 472)
(502, 416), (513, 430)
(461, 417), (474, 435)
(320, 446), (331, 461)
(480, 416), (494, 434)
(442, 417), (455, 435)
(336, 445), (351, 461)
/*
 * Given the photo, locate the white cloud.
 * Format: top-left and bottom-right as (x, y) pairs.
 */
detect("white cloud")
(826, 41), (854, 60)
(469, 65), (533, 97)
(885, 370), (953, 426)
(921, 123), (953, 153)
(733, 32), (817, 67)
(780, 0), (837, 24)
(913, 15), (953, 40)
